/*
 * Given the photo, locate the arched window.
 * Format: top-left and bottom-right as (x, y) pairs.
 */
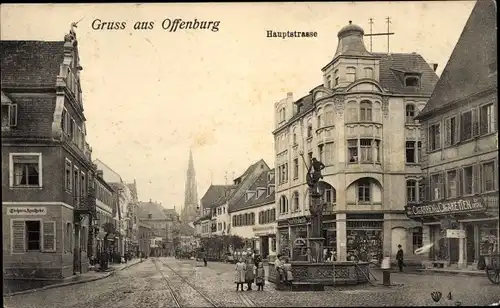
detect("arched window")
(334, 69), (339, 86)
(292, 191), (300, 211)
(406, 104), (416, 123)
(357, 179), (371, 202)
(346, 67), (356, 82)
(279, 107), (286, 123)
(324, 104), (334, 126)
(406, 180), (418, 203)
(360, 101), (373, 121)
(292, 127), (297, 145)
(317, 114), (322, 128)
(279, 195), (288, 214)
(364, 67), (374, 79)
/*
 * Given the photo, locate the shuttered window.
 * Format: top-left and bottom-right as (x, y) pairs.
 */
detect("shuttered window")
(12, 220), (26, 253)
(43, 221), (56, 252)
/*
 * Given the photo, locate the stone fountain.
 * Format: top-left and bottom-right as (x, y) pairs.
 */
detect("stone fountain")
(268, 157), (373, 291)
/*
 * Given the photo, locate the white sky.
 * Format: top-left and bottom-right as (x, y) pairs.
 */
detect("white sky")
(1, 1), (476, 212)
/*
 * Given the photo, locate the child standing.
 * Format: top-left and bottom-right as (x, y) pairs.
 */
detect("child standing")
(235, 258), (246, 291)
(255, 262), (265, 291)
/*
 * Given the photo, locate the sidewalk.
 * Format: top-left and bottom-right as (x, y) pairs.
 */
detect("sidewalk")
(4, 258), (144, 297)
(371, 266), (486, 277)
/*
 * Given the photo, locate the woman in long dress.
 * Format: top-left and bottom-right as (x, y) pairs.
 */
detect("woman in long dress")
(245, 256), (256, 290)
(235, 258), (246, 291)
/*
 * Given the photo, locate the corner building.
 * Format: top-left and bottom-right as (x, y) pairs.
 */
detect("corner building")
(410, 0), (498, 269)
(272, 21), (439, 262)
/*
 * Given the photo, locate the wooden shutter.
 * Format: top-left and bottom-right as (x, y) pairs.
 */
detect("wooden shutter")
(42, 221), (56, 252)
(444, 118), (451, 146)
(9, 104), (18, 127)
(472, 108), (480, 137)
(473, 164), (481, 194)
(440, 172), (446, 200)
(12, 220), (25, 253)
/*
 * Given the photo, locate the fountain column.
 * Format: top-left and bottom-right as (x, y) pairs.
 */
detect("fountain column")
(308, 190), (325, 263)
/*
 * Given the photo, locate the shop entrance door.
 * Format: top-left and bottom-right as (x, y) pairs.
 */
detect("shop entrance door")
(261, 236), (269, 259)
(449, 238), (459, 263)
(466, 225), (475, 263)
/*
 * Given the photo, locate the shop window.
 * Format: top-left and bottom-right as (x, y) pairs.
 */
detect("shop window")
(447, 170), (458, 199)
(357, 179), (371, 203)
(428, 123), (441, 151)
(482, 161), (496, 192)
(11, 154), (42, 187)
(480, 103), (495, 135)
(412, 227), (423, 253)
(406, 180), (417, 203)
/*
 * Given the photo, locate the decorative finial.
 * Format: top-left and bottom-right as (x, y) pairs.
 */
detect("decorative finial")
(349, 20), (352, 24)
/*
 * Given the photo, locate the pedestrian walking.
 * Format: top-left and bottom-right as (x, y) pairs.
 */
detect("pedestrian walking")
(396, 244), (405, 272)
(245, 255), (256, 290)
(283, 257), (294, 284)
(255, 262), (265, 291)
(235, 258), (246, 291)
(203, 250), (207, 267)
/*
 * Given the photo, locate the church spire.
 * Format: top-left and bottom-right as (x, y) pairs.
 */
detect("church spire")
(182, 148), (199, 223)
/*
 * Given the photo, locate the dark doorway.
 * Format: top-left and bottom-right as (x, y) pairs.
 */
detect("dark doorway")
(449, 238), (459, 263)
(261, 236), (269, 259)
(466, 225), (475, 263)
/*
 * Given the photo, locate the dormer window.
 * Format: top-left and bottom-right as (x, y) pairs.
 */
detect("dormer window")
(404, 75), (420, 87)
(346, 67), (356, 83)
(279, 107), (286, 123)
(296, 103), (302, 114)
(267, 185), (275, 196)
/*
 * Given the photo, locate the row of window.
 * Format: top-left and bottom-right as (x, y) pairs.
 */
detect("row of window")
(64, 158), (88, 200)
(278, 186), (337, 214)
(61, 108), (86, 150)
(258, 209), (276, 224)
(412, 161), (497, 203)
(347, 139), (381, 163)
(10, 220), (86, 254)
(428, 103), (495, 151)
(233, 212), (255, 227)
(95, 181), (113, 207)
(326, 67), (375, 89)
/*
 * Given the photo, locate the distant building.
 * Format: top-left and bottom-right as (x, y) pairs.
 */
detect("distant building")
(197, 184), (235, 238)
(94, 170), (118, 259)
(138, 223), (153, 257)
(411, 0), (498, 269)
(138, 199), (177, 256)
(181, 149), (199, 223)
(2, 27), (96, 279)
(272, 21), (440, 262)
(230, 168), (277, 261)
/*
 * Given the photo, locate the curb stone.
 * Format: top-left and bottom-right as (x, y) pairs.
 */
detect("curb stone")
(5, 259), (144, 297)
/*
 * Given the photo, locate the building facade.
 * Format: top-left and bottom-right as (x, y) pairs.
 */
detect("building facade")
(138, 199), (176, 256)
(198, 184), (235, 238)
(230, 168), (277, 260)
(127, 180), (140, 256)
(410, 0), (498, 269)
(2, 28), (97, 279)
(94, 170), (118, 259)
(272, 21), (440, 262)
(138, 223), (153, 257)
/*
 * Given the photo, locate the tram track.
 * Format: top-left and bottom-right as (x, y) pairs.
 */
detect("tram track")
(153, 258), (219, 308)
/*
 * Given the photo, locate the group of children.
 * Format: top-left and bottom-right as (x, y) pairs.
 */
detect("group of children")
(235, 258), (266, 291)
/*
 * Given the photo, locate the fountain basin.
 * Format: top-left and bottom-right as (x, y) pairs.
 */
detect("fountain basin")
(268, 261), (371, 288)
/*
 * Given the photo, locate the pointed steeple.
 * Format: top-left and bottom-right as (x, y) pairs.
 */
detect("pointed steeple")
(182, 148), (199, 223)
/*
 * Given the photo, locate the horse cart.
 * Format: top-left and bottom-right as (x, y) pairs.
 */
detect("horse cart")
(486, 253), (500, 284)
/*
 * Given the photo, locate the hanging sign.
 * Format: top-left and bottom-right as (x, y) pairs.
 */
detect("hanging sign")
(446, 229), (466, 239)
(405, 196), (486, 219)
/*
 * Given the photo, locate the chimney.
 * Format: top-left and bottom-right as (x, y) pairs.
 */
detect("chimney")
(149, 198), (152, 203)
(432, 63), (438, 72)
(287, 92), (293, 97)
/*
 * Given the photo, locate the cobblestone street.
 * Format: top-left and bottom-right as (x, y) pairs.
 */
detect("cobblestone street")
(4, 257), (499, 307)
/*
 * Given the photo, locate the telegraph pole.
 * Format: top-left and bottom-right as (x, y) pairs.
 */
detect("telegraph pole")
(364, 17), (395, 54)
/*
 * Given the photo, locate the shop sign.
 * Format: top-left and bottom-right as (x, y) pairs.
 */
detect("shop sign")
(446, 229), (466, 239)
(405, 196), (486, 219)
(7, 207), (47, 216)
(288, 216), (310, 226)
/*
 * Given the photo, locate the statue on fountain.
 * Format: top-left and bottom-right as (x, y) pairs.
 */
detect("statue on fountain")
(306, 157), (325, 196)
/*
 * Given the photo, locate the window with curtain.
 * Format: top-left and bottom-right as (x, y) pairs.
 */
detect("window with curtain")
(12, 154), (41, 187)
